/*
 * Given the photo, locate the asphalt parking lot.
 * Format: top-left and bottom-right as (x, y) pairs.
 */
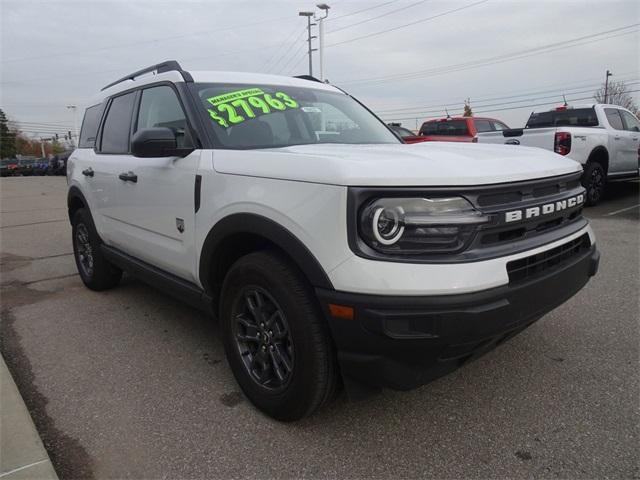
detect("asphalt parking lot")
(1, 176), (638, 479)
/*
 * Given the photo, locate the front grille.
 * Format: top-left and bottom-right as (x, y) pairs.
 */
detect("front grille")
(506, 234), (590, 283)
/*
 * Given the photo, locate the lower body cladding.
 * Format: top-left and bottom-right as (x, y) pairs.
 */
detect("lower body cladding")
(316, 236), (600, 395)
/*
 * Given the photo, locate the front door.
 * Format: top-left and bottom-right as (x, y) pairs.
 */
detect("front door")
(111, 84), (200, 282)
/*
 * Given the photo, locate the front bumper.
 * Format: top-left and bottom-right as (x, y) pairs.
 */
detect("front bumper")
(317, 243), (599, 393)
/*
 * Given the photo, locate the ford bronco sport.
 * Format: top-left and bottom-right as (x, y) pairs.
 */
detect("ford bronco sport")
(67, 61), (600, 421)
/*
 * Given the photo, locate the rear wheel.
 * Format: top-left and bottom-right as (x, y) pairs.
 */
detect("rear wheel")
(72, 208), (122, 290)
(220, 250), (338, 421)
(582, 162), (606, 206)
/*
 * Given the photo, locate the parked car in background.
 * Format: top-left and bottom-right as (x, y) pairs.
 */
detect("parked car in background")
(17, 158), (38, 176)
(419, 116), (510, 143)
(1, 158), (21, 176)
(387, 123), (430, 144)
(478, 104), (640, 205)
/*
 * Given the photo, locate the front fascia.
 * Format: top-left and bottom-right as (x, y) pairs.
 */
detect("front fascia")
(328, 223), (595, 295)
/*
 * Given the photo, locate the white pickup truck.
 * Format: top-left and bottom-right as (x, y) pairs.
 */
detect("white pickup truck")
(479, 104), (640, 205)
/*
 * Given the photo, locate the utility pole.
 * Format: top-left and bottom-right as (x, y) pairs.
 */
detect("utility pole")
(298, 11), (317, 77)
(40, 138), (46, 158)
(604, 70), (613, 104)
(316, 4), (330, 82)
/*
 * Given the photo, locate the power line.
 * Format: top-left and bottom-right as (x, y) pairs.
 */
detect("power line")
(326, 0), (401, 22)
(339, 24), (640, 86)
(268, 29), (309, 74)
(326, 0), (489, 48)
(277, 42), (309, 75)
(379, 81), (640, 119)
(261, 25), (307, 73)
(380, 88), (640, 122)
(373, 77), (640, 115)
(327, 0), (430, 34)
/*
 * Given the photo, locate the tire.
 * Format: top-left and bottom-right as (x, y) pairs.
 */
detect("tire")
(220, 250), (339, 421)
(582, 162), (606, 206)
(72, 208), (122, 291)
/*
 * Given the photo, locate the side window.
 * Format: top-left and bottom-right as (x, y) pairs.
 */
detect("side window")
(100, 92), (136, 154)
(474, 119), (492, 133)
(605, 108), (624, 130)
(78, 104), (104, 148)
(620, 110), (640, 132)
(492, 121), (508, 131)
(136, 85), (192, 147)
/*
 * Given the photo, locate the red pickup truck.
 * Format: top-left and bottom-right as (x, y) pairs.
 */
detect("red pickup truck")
(419, 117), (510, 142)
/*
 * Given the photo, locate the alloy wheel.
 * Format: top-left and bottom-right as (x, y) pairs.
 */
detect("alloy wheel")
(75, 223), (94, 278)
(232, 287), (294, 391)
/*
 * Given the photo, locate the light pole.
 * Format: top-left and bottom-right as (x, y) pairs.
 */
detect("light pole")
(316, 3), (330, 82)
(66, 105), (78, 146)
(604, 70), (613, 104)
(298, 11), (316, 76)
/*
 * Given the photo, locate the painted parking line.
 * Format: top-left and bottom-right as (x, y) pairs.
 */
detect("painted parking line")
(604, 203), (640, 216)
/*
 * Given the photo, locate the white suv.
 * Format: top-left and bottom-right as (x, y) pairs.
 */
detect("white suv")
(68, 61), (600, 421)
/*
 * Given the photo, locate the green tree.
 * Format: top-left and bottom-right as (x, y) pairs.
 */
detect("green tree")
(0, 109), (17, 158)
(463, 98), (473, 117)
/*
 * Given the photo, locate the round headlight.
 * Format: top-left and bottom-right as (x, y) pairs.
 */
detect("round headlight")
(372, 206), (405, 245)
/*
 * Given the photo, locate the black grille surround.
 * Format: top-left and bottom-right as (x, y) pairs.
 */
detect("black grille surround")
(347, 171), (589, 264)
(507, 233), (591, 283)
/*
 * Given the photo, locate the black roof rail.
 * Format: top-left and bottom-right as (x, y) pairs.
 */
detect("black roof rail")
(293, 75), (323, 83)
(101, 60), (192, 91)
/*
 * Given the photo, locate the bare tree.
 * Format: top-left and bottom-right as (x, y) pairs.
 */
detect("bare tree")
(463, 98), (473, 117)
(594, 80), (638, 115)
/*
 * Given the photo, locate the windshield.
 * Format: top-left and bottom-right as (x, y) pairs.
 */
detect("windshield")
(526, 108), (599, 128)
(194, 83), (399, 149)
(420, 120), (469, 136)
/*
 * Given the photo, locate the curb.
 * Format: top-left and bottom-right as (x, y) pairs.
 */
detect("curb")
(0, 355), (58, 479)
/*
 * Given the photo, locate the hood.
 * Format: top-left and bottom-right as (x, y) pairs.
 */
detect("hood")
(212, 142), (582, 186)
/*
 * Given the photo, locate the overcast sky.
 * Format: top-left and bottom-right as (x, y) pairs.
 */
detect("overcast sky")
(1, 0), (638, 138)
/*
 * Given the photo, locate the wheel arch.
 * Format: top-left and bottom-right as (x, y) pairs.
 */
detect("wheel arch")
(67, 186), (89, 223)
(199, 213), (334, 309)
(586, 146), (609, 174)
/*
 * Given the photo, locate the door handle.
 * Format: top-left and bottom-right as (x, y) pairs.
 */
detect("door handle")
(614, 136), (621, 140)
(82, 167), (94, 177)
(118, 171), (138, 183)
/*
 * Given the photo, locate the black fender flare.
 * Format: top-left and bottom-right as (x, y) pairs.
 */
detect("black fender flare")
(67, 186), (90, 222)
(199, 213), (334, 293)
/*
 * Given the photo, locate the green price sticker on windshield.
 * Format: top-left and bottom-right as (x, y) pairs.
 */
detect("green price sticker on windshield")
(206, 88), (299, 128)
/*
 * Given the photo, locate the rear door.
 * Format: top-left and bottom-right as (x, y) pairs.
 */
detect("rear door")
(91, 90), (139, 245)
(604, 108), (636, 173)
(619, 109), (640, 173)
(112, 84), (200, 282)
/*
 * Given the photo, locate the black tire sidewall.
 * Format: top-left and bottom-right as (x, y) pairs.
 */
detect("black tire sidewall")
(220, 251), (334, 421)
(72, 208), (121, 290)
(583, 162), (605, 206)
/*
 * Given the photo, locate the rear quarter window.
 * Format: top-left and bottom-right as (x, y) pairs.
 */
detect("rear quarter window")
(78, 104), (105, 148)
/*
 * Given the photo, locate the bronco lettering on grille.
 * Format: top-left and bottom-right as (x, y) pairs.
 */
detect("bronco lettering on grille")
(504, 194), (584, 223)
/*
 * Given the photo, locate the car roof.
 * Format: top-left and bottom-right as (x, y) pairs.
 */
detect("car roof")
(91, 69), (342, 107)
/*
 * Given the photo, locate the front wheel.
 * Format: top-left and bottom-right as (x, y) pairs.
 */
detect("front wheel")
(220, 250), (339, 421)
(582, 162), (606, 206)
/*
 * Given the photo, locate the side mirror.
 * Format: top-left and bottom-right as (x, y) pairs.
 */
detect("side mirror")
(131, 127), (194, 158)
